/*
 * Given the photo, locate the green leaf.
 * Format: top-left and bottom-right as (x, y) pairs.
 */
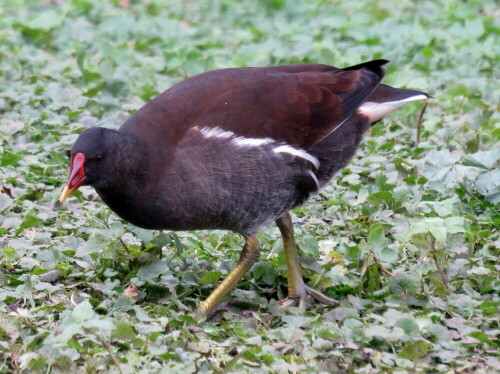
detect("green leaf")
(478, 301), (498, 316)
(1, 246), (19, 262)
(1, 150), (23, 166)
(464, 149), (500, 169)
(198, 271), (222, 285)
(297, 235), (319, 255)
(76, 235), (106, 257)
(152, 232), (171, 247)
(367, 224), (386, 246)
(363, 263), (382, 293)
(24, 10), (63, 30)
(422, 46), (434, 58)
(29, 356), (46, 371)
(427, 276), (448, 297)
(52, 356), (72, 372)
(424, 197), (457, 217)
(282, 315), (313, 328)
(388, 273), (419, 296)
(137, 260), (169, 281)
(112, 321), (136, 341)
(398, 341), (432, 360)
(396, 319), (420, 336)
(0, 194), (13, 213)
(365, 325), (405, 341)
(16, 214), (40, 234)
(409, 218), (447, 243)
(83, 319), (114, 333)
(252, 262), (276, 285)
(475, 169), (500, 203)
(422, 150), (482, 193)
(345, 245), (361, 260)
(444, 216), (466, 234)
(367, 191), (394, 205)
(73, 301), (94, 323)
(374, 247), (398, 264)
(468, 331), (491, 344)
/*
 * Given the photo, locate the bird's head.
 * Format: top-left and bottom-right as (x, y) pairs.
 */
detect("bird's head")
(59, 127), (121, 202)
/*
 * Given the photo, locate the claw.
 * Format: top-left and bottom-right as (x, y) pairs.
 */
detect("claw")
(276, 212), (340, 314)
(279, 297), (298, 308)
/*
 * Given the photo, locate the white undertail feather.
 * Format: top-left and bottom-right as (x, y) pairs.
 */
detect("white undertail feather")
(273, 145), (320, 169)
(358, 94), (428, 122)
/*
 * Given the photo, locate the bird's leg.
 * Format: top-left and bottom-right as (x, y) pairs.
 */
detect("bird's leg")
(196, 236), (260, 318)
(276, 212), (307, 309)
(276, 212), (338, 311)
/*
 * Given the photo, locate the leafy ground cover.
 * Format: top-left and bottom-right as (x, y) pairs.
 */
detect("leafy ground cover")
(0, 0), (498, 372)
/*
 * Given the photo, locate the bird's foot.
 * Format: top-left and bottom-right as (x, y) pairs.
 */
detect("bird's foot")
(279, 286), (339, 312)
(192, 308), (208, 322)
(193, 302), (230, 322)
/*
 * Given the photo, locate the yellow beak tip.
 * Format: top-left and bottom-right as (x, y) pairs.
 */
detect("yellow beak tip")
(59, 186), (72, 203)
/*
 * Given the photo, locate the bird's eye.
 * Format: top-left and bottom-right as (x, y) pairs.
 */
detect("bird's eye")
(95, 155), (103, 164)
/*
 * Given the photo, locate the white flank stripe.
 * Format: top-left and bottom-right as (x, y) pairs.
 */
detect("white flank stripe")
(197, 126), (235, 139)
(273, 145), (320, 169)
(232, 137), (275, 147)
(196, 126), (274, 147)
(358, 94), (428, 122)
(308, 170), (320, 188)
(196, 126), (320, 170)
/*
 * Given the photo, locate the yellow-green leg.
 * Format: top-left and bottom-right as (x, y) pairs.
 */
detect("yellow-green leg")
(276, 212), (338, 311)
(196, 236), (260, 318)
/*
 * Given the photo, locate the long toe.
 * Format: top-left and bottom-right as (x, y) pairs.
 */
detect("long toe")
(305, 286), (339, 306)
(278, 294), (308, 313)
(279, 287), (338, 312)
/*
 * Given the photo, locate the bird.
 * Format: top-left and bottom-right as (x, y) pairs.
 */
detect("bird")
(59, 59), (429, 317)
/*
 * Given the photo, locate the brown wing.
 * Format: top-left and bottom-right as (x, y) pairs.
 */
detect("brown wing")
(119, 60), (388, 150)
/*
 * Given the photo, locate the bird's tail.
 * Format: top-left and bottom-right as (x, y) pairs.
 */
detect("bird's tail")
(358, 84), (430, 123)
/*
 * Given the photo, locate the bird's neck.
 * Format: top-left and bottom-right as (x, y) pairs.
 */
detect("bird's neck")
(93, 132), (172, 229)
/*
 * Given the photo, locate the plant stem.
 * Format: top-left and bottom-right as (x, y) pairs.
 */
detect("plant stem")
(118, 237), (131, 254)
(89, 330), (124, 374)
(373, 257), (394, 276)
(99, 217), (131, 254)
(429, 236), (449, 289)
(416, 99), (429, 144)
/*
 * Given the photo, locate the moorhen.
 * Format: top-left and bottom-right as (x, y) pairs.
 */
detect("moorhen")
(60, 59), (429, 317)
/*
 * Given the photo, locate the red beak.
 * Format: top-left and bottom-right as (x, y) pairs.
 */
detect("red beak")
(59, 153), (86, 202)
